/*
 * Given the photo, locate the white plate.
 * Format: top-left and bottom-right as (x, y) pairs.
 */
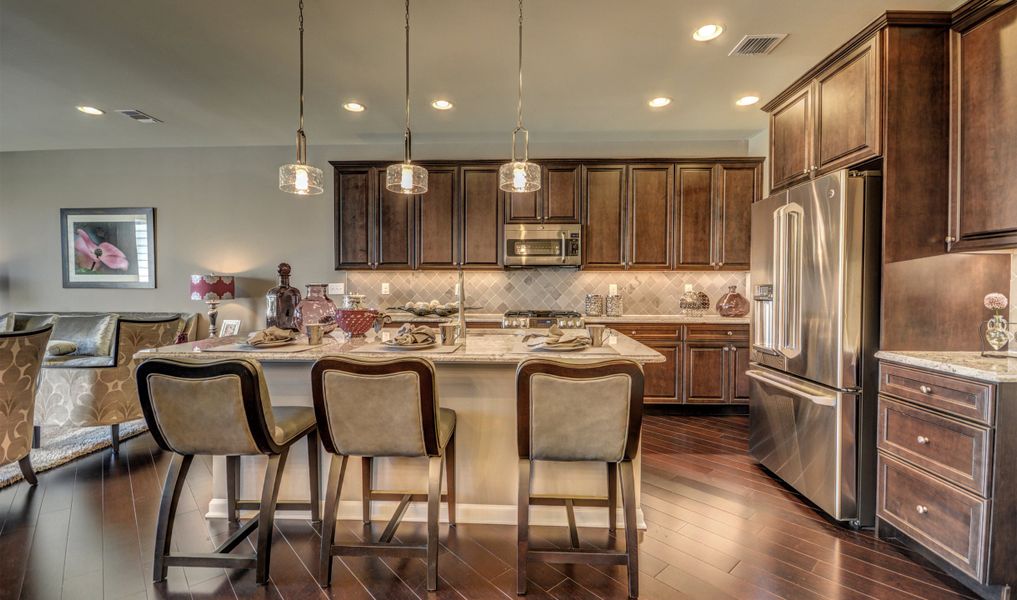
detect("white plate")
(246, 338), (297, 348)
(382, 340), (439, 350)
(529, 343), (590, 352)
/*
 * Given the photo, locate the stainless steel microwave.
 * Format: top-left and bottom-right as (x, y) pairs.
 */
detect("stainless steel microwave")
(503, 223), (582, 267)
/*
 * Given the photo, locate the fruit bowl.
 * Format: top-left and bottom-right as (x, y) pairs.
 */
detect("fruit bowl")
(336, 309), (390, 338)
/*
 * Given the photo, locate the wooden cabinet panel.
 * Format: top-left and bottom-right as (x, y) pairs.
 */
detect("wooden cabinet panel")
(415, 167), (458, 269)
(716, 163), (759, 270)
(879, 363), (995, 425)
(730, 343), (750, 403)
(950, 3), (1017, 251)
(628, 164), (673, 269)
(543, 164), (582, 223)
(770, 87), (813, 191)
(684, 343), (727, 403)
(505, 189), (540, 223)
(685, 324), (749, 341)
(335, 168), (373, 269)
(814, 37), (881, 172)
(642, 340), (682, 403)
(375, 171), (414, 270)
(582, 165), (627, 269)
(675, 165), (715, 269)
(460, 166), (503, 268)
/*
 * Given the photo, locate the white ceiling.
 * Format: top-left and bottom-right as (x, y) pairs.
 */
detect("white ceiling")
(0, 0), (961, 153)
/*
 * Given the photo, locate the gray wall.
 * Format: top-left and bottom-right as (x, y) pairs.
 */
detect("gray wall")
(0, 139), (750, 332)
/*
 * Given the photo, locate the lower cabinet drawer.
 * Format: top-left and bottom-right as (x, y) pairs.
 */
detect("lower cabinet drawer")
(878, 454), (989, 579)
(878, 397), (992, 495)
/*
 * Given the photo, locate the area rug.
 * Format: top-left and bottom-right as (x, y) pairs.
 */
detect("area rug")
(0, 420), (149, 488)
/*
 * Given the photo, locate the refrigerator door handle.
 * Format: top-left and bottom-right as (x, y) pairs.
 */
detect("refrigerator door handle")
(746, 369), (837, 407)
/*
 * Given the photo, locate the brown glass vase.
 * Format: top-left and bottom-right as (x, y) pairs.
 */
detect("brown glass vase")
(265, 263), (302, 331)
(715, 286), (749, 317)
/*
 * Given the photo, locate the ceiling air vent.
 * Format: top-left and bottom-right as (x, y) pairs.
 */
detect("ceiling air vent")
(114, 109), (163, 124)
(728, 34), (788, 56)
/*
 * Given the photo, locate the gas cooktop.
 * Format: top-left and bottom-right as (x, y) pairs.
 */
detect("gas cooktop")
(502, 310), (584, 329)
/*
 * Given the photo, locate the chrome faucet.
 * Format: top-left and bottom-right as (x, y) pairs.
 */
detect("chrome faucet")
(456, 266), (467, 341)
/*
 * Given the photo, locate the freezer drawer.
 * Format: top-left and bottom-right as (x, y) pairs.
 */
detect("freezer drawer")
(748, 367), (859, 521)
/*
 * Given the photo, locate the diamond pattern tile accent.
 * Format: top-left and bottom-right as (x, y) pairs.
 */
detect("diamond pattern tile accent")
(342, 270), (748, 315)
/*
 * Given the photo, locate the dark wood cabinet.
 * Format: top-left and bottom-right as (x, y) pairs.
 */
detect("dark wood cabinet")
(374, 170), (415, 270)
(628, 164), (673, 269)
(582, 164), (628, 269)
(730, 343), (750, 403)
(505, 163), (581, 224)
(675, 163), (760, 271)
(948, 2), (1017, 252)
(619, 324), (683, 403)
(675, 165), (715, 270)
(684, 343), (728, 404)
(769, 87), (813, 191)
(459, 166), (503, 268)
(715, 163), (759, 270)
(334, 167), (412, 270)
(415, 166), (458, 269)
(814, 36), (881, 172)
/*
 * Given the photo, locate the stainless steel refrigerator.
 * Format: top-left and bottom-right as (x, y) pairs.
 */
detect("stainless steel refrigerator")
(748, 169), (882, 528)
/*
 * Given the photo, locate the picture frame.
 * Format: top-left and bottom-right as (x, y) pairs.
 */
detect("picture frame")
(61, 207), (156, 289)
(219, 319), (242, 337)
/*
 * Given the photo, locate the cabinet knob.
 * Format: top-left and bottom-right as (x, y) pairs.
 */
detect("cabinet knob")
(919, 385), (933, 394)
(915, 505), (929, 515)
(726, 331), (733, 336)
(945, 235), (956, 243)
(802, 168), (809, 175)
(723, 346), (730, 352)
(916, 435), (930, 445)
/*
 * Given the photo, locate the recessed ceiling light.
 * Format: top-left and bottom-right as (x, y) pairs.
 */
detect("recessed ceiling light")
(692, 24), (724, 42)
(431, 99), (454, 110)
(342, 101), (365, 112)
(735, 95), (760, 106)
(76, 105), (105, 116)
(648, 97), (673, 108)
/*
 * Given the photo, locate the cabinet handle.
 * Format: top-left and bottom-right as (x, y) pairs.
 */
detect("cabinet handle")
(919, 385), (933, 394)
(802, 168), (809, 175)
(916, 435), (930, 445)
(915, 505), (929, 515)
(723, 346), (730, 352)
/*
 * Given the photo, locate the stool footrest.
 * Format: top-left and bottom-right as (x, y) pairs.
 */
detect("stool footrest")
(216, 517), (260, 553)
(528, 494), (610, 507)
(331, 543), (427, 559)
(164, 553), (258, 569)
(367, 491), (450, 503)
(235, 500), (312, 511)
(528, 549), (629, 565)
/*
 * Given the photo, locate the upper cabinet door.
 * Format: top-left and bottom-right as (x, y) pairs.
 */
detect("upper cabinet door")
(542, 163), (582, 223)
(582, 165), (628, 269)
(335, 168), (374, 270)
(674, 165), (716, 270)
(415, 166), (458, 269)
(628, 164), (673, 270)
(949, 3), (1017, 252)
(770, 87), (813, 191)
(460, 166), (503, 269)
(374, 170), (415, 270)
(814, 37), (881, 173)
(505, 188), (541, 223)
(715, 163), (761, 270)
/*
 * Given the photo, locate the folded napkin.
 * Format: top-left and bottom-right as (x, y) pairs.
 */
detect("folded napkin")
(246, 327), (297, 347)
(390, 324), (437, 346)
(522, 324), (591, 349)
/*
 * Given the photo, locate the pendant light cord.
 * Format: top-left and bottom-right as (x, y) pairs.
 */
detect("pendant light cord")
(404, 0), (412, 163)
(296, 0), (307, 164)
(516, 0), (524, 131)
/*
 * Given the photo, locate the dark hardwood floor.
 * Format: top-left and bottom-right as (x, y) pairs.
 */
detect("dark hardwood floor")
(0, 415), (978, 599)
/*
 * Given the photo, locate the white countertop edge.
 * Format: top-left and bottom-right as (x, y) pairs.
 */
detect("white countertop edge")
(390, 312), (749, 325)
(875, 350), (1017, 383)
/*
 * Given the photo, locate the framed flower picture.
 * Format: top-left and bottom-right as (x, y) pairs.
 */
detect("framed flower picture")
(61, 208), (156, 288)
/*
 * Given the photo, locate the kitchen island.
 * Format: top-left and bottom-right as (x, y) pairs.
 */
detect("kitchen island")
(138, 329), (664, 528)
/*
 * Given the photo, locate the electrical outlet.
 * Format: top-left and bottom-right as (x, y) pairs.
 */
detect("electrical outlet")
(608, 334), (618, 345)
(454, 283), (460, 295)
(381, 282), (390, 295)
(327, 283), (345, 295)
(609, 283), (618, 296)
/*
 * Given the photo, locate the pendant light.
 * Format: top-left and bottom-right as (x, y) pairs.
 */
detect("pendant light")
(499, 0), (540, 193)
(386, 0), (427, 194)
(279, 0), (324, 196)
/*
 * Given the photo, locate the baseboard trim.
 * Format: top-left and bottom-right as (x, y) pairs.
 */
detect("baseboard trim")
(646, 404), (749, 416)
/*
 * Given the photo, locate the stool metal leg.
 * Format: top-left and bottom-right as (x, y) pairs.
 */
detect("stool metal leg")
(426, 455), (444, 592)
(517, 459), (531, 596)
(255, 448), (289, 585)
(361, 456), (373, 524)
(619, 460), (639, 599)
(110, 424), (120, 456)
(307, 431), (321, 523)
(445, 429), (457, 527)
(319, 454), (348, 588)
(154, 454), (193, 582)
(18, 455), (37, 486)
(607, 462), (618, 532)
(226, 455), (240, 523)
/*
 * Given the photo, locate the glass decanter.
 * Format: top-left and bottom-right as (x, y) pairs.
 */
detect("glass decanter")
(716, 286), (750, 317)
(265, 262), (301, 331)
(294, 284), (338, 334)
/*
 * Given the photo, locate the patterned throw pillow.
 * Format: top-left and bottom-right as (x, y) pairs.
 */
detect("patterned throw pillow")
(0, 313), (12, 333)
(46, 340), (78, 356)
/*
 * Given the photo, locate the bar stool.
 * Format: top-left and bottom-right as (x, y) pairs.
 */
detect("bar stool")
(0, 324), (52, 485)
(515, 359), (644, 598)
(311, 356), (457, 591)
(136, 357), (320, 585)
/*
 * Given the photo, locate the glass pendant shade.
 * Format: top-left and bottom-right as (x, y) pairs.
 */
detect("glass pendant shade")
(386, 162), (428, 194)
(499, 160), (541, 193)
(279, 163), (324, 195)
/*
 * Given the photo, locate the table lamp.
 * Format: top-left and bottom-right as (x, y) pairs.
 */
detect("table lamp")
(189, 274), (235, 338)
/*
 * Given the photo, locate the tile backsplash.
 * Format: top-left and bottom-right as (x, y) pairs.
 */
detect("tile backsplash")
(339, 270), (749, 315)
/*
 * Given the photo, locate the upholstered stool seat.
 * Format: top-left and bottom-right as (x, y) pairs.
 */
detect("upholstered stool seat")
(137, 357), (321, 585)
(0, 325), (53, 486)
(515, 359), (644, 598)
(312, 356), (457, 592)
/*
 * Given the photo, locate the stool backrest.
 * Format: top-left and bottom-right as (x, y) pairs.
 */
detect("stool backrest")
(136, 358), (282, 456)
(516, 359), (644, 462)
(311, 356), (441, 458)
(0, 325), (53, 467)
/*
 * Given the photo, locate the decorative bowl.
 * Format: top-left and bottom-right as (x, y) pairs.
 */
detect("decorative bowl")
(336, 309), (390, 338)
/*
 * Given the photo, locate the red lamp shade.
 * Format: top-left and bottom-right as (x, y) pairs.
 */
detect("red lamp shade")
(189, 274), (235, 303)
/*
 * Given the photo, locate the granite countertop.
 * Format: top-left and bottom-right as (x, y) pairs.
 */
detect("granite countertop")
(875, 351), (1017, 383)
(388, 312), (749, 325)
(139, 329), (666, 365)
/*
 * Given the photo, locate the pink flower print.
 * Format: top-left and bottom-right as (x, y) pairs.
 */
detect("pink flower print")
(75, 228), (129, 271)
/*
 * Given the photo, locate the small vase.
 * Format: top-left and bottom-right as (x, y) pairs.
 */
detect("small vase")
(295, 284), (338, 334)
(265, 263), (301, 331)
(716, 286), (750, 317)
(984, 314), (1013, 352)
(679, 284), (710, 317)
